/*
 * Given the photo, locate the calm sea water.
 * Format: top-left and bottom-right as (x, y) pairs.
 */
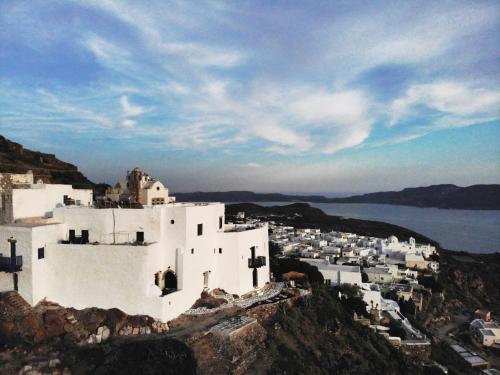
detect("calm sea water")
(246, 202), (500, 253)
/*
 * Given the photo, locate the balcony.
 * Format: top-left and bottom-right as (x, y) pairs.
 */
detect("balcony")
(0, 256), (23, 272)
(248, 256), (266, 268)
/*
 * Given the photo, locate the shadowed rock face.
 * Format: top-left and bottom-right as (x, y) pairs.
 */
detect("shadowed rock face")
(64, 337), (197, 375)
(0, 135), (94, 188)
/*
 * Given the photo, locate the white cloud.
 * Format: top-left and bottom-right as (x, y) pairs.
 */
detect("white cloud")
(84, 34), (130, 62)
(35, 88), (112, 129)
(246, 162), (262, 168)
(122, 119), (136, 127)
(322, 2), (499, 81)
(120, 96), (145, 117)
(390, 81), (500, 126)
(289, 90), (371, 127)
(159, 42), (244, 68)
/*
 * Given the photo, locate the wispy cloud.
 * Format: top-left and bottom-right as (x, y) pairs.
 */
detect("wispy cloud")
(1, 0), (499, 190)
(246, 162), (262, 168)
(389, 81), (500, 127)
(120, 96), (145, 117)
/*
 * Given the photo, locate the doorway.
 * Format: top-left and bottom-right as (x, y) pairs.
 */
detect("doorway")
(203, 271), (210, 288)
(164, 271), (177, 289)
(13, 273), (18, 291)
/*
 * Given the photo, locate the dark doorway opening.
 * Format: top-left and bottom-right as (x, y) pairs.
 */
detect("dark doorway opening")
(252, 268), (258, 287)
(13, 273), (18, 291)
(164, 271), (177, 289)
(136, 231), (144, 243)
(9, 239), (16, 260)
(162, 271), (177, 296)
(81, 230), (89, 244)
(69, 230), (76, 243)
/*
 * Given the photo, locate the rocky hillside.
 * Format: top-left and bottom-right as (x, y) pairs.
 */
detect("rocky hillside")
(329, 184), (500, 210)
(0, 135), (94, 188)
(175, 184), (500, 210)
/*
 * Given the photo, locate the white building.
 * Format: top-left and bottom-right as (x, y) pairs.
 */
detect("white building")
(380, 236), (435, 261)
(301, 258), (362, 286)
(0, 170), (269, 322)
(106, 167), (175, 206)
(364, 267), (394, 284)
(361, 283), (382, 312)
(470, 319), (500, 347)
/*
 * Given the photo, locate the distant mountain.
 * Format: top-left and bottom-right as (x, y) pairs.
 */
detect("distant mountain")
(0, 135), (94, 188)
(329, 184), (500, 210)
(174, 184), (500, 210)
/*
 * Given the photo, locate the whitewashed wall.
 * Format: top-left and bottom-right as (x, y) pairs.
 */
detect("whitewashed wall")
(12, 185), (92, 220)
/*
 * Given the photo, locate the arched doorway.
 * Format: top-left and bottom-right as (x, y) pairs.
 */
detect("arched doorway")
(163, 270), (177, 292)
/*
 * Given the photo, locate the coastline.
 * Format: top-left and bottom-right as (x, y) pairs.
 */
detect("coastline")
(226, 202), (499, 256)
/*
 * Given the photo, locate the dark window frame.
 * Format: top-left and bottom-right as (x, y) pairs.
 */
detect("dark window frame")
(38, 247), (45, 259)
(197, 223), (203, 236)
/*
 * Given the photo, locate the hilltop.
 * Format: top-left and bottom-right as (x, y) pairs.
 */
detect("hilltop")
(0, 135), (94, 189)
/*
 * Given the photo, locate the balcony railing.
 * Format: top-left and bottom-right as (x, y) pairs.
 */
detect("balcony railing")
(0, 256), (23, 272)
(248, 256), (266, 268)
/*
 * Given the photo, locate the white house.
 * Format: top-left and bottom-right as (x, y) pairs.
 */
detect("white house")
(380, 236), (435, 262)
(364, 267), (394, 284)
(301, 258), (362, 286)
(361, 283), (382, 312)
(470, 319), (500, 347)
(0, 169), (270, 322)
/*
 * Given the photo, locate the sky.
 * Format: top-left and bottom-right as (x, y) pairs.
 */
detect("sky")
(0, 0), (499, 193)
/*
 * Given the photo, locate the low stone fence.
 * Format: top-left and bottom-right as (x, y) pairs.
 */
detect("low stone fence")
(183, 282), (287, 316)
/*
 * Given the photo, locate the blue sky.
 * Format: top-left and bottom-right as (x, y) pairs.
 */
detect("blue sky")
(1, 0), (499, 193)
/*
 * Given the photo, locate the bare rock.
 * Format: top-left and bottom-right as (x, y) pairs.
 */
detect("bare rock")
(49, 358), (61, 368)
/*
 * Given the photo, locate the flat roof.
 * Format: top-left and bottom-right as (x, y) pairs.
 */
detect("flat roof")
(1, 221), (61, 228)
(365, 267), (391, 274)
(463, 355), (488, 365)
(451, 344), (467, 353)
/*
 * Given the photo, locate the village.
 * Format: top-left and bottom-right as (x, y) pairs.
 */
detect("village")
(228, 210), (500, 372)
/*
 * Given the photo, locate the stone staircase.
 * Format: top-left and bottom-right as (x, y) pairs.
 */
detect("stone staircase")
(1, 291), (31, 314)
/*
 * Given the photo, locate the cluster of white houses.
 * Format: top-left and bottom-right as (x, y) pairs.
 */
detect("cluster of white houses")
(267, 223), (433, 347)
(0, 169), (270, 322)
(269, 224), (438, 315)
(270, 225), (438, 278)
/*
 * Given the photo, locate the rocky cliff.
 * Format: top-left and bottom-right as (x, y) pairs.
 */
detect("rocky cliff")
(0, 135), (94, 188)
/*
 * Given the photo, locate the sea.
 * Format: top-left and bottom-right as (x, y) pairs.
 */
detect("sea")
(244, 201), (500, 253)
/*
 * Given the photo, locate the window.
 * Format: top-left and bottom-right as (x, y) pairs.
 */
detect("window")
(325, 279), (331, 286)
(156, 186), (160, 191)
(219, 248), (222, 254)
(81, 230), (89, 244)
(69, 229), (76, 242)
(170, 219), (175, 224)
(38, 247), (44, 259)
(197, 223), (203, 236)
(136, 231), (144, 243)
(219, 216), (223, 229)
(191, 248), (194, 254)
(152, 198), (165, 205)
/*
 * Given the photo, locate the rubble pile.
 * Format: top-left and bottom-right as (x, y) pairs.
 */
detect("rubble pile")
(0, 293), (169, 347)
